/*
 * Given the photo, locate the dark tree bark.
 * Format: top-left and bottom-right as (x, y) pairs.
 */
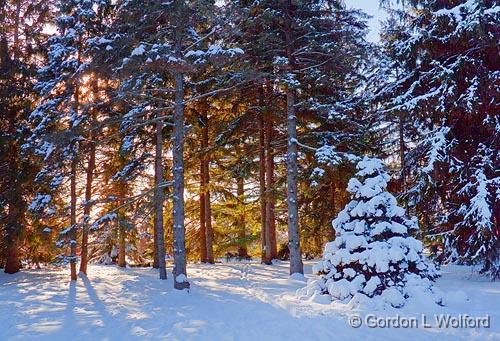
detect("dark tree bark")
(399, 112), (406, 193)
(154, 120), (167, 279)
(4, 89), (23, 274)
(4, 241), (20, 274)
(268, 113), (278, 259)
(118, 223), (126, 268)
(285, 89), (303, 275)
(202, 111), (214, 264)
(171, 1), (189, 290)
(199, 157), (208, 263)
(172, 68), (189, 289)
(69, 156), (78, 281)
(152, 130), (160, 269)
(258, 87), (269, 264)
(68, 33), (83, 281)
(79, 128), (96, 275)
(237, 176), (248, 258)
(329, 180), (337, 241)
(264, 110), (277, 262)
(284, 2), (303, 275)
(4, 165), (22, 274)
(12, 0), (20, 57)
(152, 227), (159, 268)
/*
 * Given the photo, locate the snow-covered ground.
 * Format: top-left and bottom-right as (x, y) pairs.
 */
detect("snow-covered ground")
(0, 261), (498, 340)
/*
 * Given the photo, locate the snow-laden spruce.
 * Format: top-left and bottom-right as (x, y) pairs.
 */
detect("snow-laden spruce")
(298, 157), (442, 308)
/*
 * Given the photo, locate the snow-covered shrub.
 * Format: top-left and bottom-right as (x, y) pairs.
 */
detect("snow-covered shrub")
(298, 157), (442, 308)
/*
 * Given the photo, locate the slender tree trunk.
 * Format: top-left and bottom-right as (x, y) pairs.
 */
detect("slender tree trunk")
(258, 88), (268, 264)
(237, 176), (248, 258)
(79, 130), (96, 275)
(285, 89), (303, 275)
(70, 156), (78, 281)
(4, 177), (22, 274)
(152, 119), (159, 269)
(171, 5), (189, 288)
(264, 111), (277, 262)
(13, 0), (20, 58)
(152, 161), (159, 269)
(329, 180), (337, 241)
(153, 222), (159, 268)
(4, 189), (21, 274)
(399, 112), (406, 193)
(204, 172), (214, 264)
(4, 242), (20, 274)
(269, 123), (277, 259)
(172, 69), (189, 289)
(118, 223), (126, 267)
(199, 157), (208, 263)
(117, 176), (127, 268)
(285, 3), (303, 274)
(4, 105), (22, 274)
(68, 34), (84, 281)
(203, 112), (214, 264)
(79, 78), (98, 275)
(154, 120), (167, 279)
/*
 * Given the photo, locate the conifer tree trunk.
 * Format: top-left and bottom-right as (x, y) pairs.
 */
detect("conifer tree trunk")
(4, 106), (22, 274)
(204, 170), (214, 264)
(152, 157), (159, 270)
(269, 125), (277, 259)
(118, 223), (126, 268)
(285, 89), (303, 275)
(199, 157), (208, 263)
(203, 112), (214, 264)
(264, 111), (277, 262)
(152, 229), (159, 268)
(153, 125), (159, 269)
(154, 120), (167, 279)
(4, 184), (22, 274)
(12, 0), (20, 57)
(70, 156), (78, 281)
(3, 2), (23, 275)
(285, 3), (303, 275)
(399, 112), (406, 193)
(117, 179), (127, 268)
(171, 0), (189, 290)
(79, 129), (96, 275)
(329, 180), (337, 241)
(4, 241), (20, 274)
(68, 34), (83, 281)
(80, 91), (99, 275)
(172, 71), (189, 289)
(237, 176), (248, 258)
(258, 87), (268, 264)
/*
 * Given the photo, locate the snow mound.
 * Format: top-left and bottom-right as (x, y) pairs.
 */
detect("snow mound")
(289, 273), (307, 282)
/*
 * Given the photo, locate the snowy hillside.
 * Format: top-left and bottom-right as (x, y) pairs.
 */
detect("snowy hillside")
(1, 261), (498, 341)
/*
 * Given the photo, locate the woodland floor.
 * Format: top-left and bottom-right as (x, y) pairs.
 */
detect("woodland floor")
(0, 260), (499, 340)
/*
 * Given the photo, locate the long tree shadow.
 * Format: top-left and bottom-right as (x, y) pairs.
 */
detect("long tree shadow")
(80, 273), (113, 321)
(53, 279), (77, 338)
(80, 273), (136, 339)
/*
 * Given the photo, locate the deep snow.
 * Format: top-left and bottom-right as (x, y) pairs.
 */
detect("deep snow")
(0, 261), (498, 340)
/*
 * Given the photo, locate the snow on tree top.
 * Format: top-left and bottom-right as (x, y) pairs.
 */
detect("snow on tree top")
(355, 157), (386, 177)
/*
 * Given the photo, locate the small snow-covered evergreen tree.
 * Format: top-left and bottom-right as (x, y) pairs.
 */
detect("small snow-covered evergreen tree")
(300, 157), (441, 308)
